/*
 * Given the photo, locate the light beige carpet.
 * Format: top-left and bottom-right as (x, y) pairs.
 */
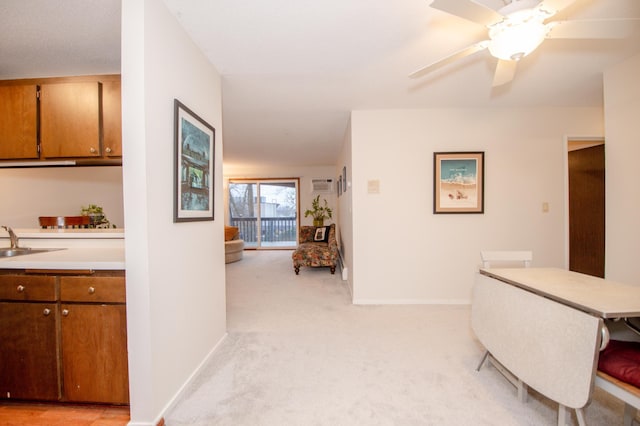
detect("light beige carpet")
(165, 250), (626, 425)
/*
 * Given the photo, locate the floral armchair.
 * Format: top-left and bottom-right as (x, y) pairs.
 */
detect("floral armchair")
(292, 223), (338, 274)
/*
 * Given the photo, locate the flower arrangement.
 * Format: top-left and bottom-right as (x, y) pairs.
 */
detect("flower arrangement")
(304, 195), (333, 227)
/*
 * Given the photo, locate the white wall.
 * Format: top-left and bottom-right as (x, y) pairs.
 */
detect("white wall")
(350, 107), (603, 304)
(0, 166), (124, 228)
(122, 0), (226, 424)
(604, 53), (640, 284)
(223, 164), (337, 227)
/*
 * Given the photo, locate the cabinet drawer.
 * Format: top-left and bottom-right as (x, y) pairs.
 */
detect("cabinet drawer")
(0, 275), (56, 301)
(60, 276), (125, 303)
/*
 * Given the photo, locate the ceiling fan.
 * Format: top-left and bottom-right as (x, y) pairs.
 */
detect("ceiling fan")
(410, 0), (638, 87)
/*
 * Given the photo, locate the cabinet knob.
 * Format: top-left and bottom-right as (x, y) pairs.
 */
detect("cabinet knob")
(90, 147), (97, 154)
(17, 285), (25, 293)
(43, 308), (51, 316)
(88, 286), (96, 295)
(105, 147), (112, 154)
(62, 309), (69, 317)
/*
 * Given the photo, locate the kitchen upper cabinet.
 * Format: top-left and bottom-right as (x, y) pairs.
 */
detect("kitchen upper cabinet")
(0, 75), (122, 164)
(102, 80), (122, 157)
(0, 85), (38, 159)
(40, 82), (102, 158)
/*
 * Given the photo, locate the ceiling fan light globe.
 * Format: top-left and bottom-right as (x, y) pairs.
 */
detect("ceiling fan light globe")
(497, 0), (541, 16)
(488, 21), (547, 61)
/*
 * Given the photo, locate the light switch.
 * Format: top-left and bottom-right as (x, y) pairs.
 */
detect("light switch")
(542, 202), (549, 213)
(367, 180), (380, 194)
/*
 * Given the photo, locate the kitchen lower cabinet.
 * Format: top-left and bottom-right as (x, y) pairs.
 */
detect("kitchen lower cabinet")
(0, 302), (60, 401)
(61, 303), (129, 404)
(0, 270), (128, 405)
(60, 274), (129, 404)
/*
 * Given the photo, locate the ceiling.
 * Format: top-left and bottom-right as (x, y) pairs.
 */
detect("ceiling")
(2, 1), (639, 168)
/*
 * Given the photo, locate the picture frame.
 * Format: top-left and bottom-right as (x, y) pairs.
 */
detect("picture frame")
(342, 166), (347, 192)
(433, 151), (484, 214)
(174, 99), (215, 222)
(338, 175), (342, 196)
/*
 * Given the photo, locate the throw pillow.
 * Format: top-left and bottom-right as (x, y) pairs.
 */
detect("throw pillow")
(598, 339), (640, 388)
(224, 226), (239, 241)
(313, 226), (330, 242)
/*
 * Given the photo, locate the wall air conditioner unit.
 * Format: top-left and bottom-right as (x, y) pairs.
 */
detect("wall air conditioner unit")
(311, 178), (334, 193)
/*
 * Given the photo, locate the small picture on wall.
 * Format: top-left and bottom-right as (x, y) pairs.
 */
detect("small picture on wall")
(338, 175), (342, 196)
(434, 151), (484, 214)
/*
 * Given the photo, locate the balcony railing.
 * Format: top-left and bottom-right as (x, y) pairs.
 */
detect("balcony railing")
(230, 217), (297, 246)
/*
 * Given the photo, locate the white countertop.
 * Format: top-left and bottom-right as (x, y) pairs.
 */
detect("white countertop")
(480, 267), (640, 318)
(0, 247), (125, 270)
(0, 229), (125, 270)
(8, 228), (125, 239)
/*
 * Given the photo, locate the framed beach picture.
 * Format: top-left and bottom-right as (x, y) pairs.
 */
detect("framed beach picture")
(174, 99), (215, 222)
(433, 151), (484, 214)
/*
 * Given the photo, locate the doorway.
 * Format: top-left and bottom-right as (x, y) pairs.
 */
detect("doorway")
(568, 141), (605, 277)
(228, 179), (299, 249)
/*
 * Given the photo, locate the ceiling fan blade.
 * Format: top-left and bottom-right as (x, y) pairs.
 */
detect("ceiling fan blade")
(492, 59), (517, 87)
(409, 41), (489, 79)
(539, 0), (577, 15)
(430, 0), (504, 27)
(546, 19), (640, 39)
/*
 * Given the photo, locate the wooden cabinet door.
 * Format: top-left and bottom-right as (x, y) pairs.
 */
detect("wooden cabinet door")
(61, 303), (129, 404)
(40, 82), (101, 158)
(102, 80), (122, 157)
(0, 85), (38, 159)
(0, 302), (60, 401)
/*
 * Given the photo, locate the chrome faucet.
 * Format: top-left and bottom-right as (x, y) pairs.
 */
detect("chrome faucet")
(1, 226), (19, 249)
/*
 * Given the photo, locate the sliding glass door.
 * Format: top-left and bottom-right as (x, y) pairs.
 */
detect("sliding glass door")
(228, 179), (298, 249)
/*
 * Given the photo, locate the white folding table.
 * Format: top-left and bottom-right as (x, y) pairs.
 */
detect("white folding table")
(474, 268), (640, 426)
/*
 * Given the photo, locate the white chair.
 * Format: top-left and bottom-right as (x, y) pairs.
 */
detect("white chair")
(480, 250), (532, 268)
(476, 250), (533, 403)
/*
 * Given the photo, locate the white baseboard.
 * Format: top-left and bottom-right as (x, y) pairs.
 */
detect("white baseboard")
(337, 248), (348, 281)
(353, 298), (470, 305)
(145, 332), (229, 426)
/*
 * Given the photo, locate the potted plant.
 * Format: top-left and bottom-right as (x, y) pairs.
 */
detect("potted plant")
(81, 204), (115, 228)
(304, 195), (333, 227)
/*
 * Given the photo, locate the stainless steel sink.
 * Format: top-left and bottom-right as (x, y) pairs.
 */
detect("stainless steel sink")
(0, 247), (66, 258)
